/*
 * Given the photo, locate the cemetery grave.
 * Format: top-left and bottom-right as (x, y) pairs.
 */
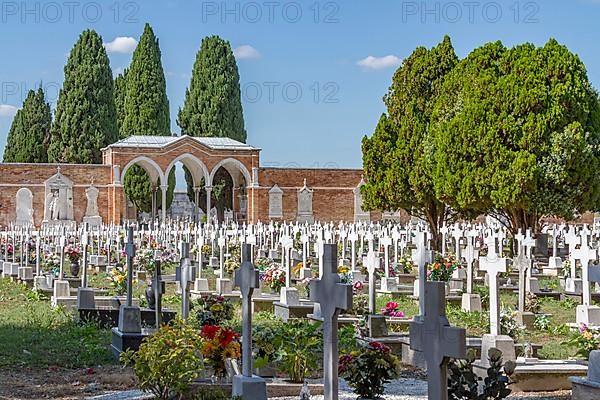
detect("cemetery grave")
(2, 219), (600, 399)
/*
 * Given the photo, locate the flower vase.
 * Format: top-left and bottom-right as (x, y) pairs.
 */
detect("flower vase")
(145, 284), (156, 310)
(70, 260), (80, 277)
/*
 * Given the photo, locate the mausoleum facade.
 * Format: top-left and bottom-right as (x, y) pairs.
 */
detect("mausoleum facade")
(0, 135), (383, 226)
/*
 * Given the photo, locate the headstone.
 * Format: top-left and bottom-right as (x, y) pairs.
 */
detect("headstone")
(297, 179), (314, 223)
(83, 183), (102, 226)
(268, 185), (284, 219)
(15, 188), (34, 226)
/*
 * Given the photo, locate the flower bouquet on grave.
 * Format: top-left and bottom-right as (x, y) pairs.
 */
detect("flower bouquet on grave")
(397, 255), (414, 274)
(224, 258), (240, 276)
(43, 252), (60, 276)
(195, 294), (234, 326)
(108, 266), (128, 296)
(201, 244), (211, 256)
(255, 257), (273, 272)
(158, 248), (178, 272)
(381, 301), (405, 318)
(351, 292), (369, 316)
(296, 277), (312, 298)
(564, 323), (600, 360)
(136, 248), (156, 274)
(427, 254), (460, 282)
(64, 244), (81, 263)
(338, 342), (400, 399)
(262, 266), (286, 293)
(199, 325), (241, 379)
(1, 241), (13, 256)
(292, 261), (304, 277)
(338, 265), (352, 283)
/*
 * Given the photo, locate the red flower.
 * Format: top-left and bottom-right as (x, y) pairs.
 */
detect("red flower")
(201, 325), (220, 339)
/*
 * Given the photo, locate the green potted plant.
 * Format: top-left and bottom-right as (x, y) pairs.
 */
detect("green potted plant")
(338, 342), (400, 399)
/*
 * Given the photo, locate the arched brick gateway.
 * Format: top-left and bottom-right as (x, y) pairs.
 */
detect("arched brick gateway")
(0, 135), (380, 226)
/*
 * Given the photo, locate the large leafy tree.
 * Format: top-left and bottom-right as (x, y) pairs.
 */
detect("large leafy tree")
(3, 87), (51, 163)
(362, 36), (458, 246)
(177, 35), (246, 142)
(178, 35), (247, 220)
(118, 23), (174, 214)
(432, 39), (600, 233)
(48, 30), (117, 163)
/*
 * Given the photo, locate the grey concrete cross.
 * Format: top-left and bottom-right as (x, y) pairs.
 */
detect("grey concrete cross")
(234, 244), (260, 377)
(176, 242), (195, 319)
(233, 243), (267, 399)
(125, 226), (135, 307)
(410, 281), (466, 400)
(310, 244), (353, 400)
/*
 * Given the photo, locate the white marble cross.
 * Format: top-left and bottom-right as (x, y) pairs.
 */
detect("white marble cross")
(366, 249), (379, 314)
(573, 245), (598, 306)
(479, 254), (507, 336)
(440, 225), (449, 256)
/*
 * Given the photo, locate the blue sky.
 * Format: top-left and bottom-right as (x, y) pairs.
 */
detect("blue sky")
(0, 0), (599, 172)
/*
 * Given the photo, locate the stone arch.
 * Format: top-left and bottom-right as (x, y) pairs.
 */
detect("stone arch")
(209, 158), (252, 187)
(164, 153), (210, 188)
(120, 156), (166, 187)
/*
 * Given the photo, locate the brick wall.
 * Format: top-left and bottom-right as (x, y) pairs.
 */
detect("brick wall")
(0, 163), (112, 227)
(250, 168), (371, 223)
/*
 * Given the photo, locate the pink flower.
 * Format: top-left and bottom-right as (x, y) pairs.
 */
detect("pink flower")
(353, 281), (364, 291)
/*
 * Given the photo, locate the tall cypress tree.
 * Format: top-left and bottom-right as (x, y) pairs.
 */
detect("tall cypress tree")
(119, 23), (174, 213)
(48, 30), (117, 164)
(3, 87), (51, 163)
(114, 69), (128, 137)
(177, 35), (246, 143)
(177, 36), (246, 220)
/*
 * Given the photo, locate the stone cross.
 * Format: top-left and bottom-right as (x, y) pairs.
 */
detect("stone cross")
(35, 235), (41, 277)
(380, 235), (392, 278)
(515, 249), (531, 313)
(348, 232), (358, 272)
(573, 245), (598, 306)
(410, 281), (466, 400)
(177, 242), (194, 319)
(366, 249), (379, 314)
(234, 244), (260, 377)
(125, 226), (135, 307)
(440, 225), (449, 256)
(451, 225), (463, 259)
(81, 230), (89, 288)
(522, 230), (536, 259)
(309, 244), (352, 400)
(479, 254), (507, 336)
(232, 243), (267, 400)
(152, 252), (164, 328)
(58, 236), (66, 280)
(218, 236), (226, 279)
(412, 231), (428, 316)
(463, 234), (476, 294)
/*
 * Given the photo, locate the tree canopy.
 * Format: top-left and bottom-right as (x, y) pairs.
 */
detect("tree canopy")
(361, 36), (458, 242)
(48, 29), (117, 164)
(118, 23), (174, 213)
(432, 39), (600, 232)
(177, 35), (246, 143)
(3, 87), (51, 163)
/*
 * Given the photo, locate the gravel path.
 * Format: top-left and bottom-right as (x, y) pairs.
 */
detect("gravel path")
(86, 381), (572, 400)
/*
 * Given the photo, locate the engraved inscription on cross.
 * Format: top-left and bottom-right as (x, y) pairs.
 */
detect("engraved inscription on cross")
(410, 281), (466, 400)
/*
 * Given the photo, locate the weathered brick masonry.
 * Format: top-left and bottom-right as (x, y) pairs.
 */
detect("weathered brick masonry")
(0, 136), (374, 226)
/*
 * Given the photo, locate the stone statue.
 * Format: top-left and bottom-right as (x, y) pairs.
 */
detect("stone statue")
(85, 185), (99, 217)
(43, 168), (74, 223)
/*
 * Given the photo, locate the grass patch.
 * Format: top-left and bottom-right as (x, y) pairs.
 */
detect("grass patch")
(0, 278), (114, 369)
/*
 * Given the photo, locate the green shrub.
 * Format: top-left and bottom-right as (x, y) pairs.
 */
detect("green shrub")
(448, 348), (515, 400)
(121, 318), (204, 399)
(273, 320), (321, 382)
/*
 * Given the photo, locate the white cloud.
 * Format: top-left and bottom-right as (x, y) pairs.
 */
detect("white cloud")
(357, 55), (402, 70)
(0, 104), (18, 118)
(104, 37), (138, 54)
(233, 45), (260, 60)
